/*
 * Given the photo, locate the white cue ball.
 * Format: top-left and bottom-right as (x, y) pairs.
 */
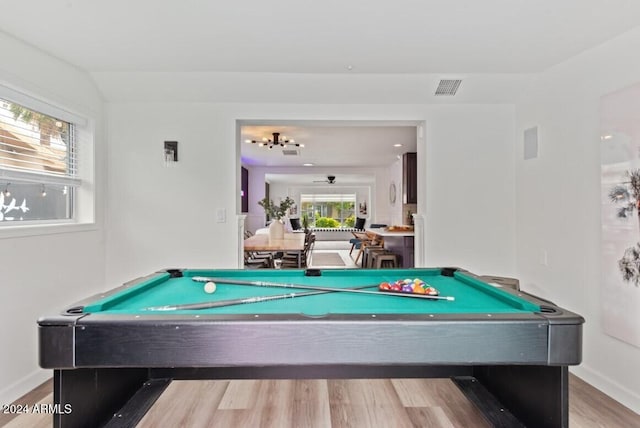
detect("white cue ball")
(204, 281), (217, 294)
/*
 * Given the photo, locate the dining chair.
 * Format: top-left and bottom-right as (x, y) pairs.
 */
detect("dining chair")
(244, 251), (273, 269)
(349, 231), (369, 255)
(281, 232), (315, 268)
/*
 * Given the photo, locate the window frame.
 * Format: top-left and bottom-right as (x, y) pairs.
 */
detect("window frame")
(0, 84), (97, 238)
(300, 193), (357, 227)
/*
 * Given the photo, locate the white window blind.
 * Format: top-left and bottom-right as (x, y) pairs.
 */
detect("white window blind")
(0, 96), (80, 187)
(301, 193), (356, 203)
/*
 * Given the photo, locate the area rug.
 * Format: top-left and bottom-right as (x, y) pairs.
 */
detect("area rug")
(311, 252), (346, 267)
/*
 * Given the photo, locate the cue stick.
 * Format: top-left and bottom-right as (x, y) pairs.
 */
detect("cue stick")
(144, 284), (377, 311)
(191, 276), (455, 301)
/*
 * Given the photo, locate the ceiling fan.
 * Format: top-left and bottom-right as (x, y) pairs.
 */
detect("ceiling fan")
(314, 175), (336, 184)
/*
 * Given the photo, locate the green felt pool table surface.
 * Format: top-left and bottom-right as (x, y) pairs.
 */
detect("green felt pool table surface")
(39, 267), (584, 428)
(83, 268), (540, 316)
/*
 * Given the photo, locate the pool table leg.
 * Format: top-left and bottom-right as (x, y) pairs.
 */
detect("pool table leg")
(52, 368), (155, 428)
(472, 365), (569, 428)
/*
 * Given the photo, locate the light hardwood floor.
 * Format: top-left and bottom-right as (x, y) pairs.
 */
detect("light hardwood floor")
(310, 240), (359, 269)
(2, 375), (638, 427)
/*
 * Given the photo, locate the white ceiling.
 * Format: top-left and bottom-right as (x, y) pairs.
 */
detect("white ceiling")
(2, 1), (640, 169)
(241, 123), (417, 168)
(1, 1), (639, 74)
(265, 172), (377, 186)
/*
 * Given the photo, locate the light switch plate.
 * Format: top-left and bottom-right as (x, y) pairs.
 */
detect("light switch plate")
(216, 208), (226, 223)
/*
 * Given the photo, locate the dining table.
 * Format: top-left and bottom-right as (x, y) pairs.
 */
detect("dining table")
(243, 232), (306, 267)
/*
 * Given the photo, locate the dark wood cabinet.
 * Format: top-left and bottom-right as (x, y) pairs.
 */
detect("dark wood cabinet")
(403, 152), (417, 204)
(384, 235), (415, 268)
(241, 166), (249, 213)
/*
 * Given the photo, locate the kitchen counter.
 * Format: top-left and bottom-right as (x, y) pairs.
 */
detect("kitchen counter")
(365, 228), (414, 267)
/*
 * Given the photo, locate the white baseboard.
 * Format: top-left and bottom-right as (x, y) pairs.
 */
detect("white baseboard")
(0, 369), (51, 405)
(571, 365), (640, 415)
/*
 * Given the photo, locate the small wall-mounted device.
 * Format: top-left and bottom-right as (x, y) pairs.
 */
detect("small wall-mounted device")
(164, 141), (178, 165)
(523, 127), (538, 160)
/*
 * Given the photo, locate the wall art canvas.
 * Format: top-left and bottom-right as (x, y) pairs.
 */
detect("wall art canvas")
(600, 83), (640, 348)
(358, 200), (367, 216)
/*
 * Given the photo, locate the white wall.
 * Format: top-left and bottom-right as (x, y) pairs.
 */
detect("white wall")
(105, 103), (235, 282)
(424, 106), (517, 276)
(243, 164), (267, 232)
(0, 32), (105, 404)
(515, 28), (640, 413)
(105, 102), (516, 284)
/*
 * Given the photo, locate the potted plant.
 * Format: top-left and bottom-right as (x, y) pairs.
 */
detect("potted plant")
(301, 213), (310, 233)
(258, 196), (295, 240)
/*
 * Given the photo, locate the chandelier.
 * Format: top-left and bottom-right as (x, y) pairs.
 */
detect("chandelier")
(244, 132), (304, 150)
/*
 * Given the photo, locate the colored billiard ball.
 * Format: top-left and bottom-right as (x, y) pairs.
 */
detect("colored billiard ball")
(204, 282), (217, 294)
(412, 284), (426, 294)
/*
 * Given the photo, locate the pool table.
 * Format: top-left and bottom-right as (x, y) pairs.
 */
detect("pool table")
(38, 267), (583, 428)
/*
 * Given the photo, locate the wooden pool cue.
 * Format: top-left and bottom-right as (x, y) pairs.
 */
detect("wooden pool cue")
(144, 284), (377, 311)
(192, 276), (455, 301)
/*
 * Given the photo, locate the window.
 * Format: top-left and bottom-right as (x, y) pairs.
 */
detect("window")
(300, 193), (356, 227)
(0, 94), (83, 225)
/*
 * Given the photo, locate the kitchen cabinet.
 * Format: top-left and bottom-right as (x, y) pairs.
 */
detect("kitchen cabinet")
(403, 152), (417, 204)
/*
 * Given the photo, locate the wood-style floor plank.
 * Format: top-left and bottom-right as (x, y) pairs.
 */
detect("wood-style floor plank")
(568, 375), (640, 428)
(328, 379), (416, 428)
(0, 380), (52, 428)
(290, 380), (332, 428)
(217, 379), (259, 410)
(137, 380), (229, 427)
(1, 393), (52, 428)
(2, 375), (639, 427)
(404, 406), (457, 428)
(392, 379), (491, 428)
(243, 379), (296, 427)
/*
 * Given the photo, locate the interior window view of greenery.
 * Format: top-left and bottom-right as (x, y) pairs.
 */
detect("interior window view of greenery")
(300, 193), (356, 227)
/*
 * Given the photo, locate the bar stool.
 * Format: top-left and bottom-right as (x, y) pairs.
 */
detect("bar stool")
(355, 240), (377, 266)
(374, 253), (398, 269)
(354, 231), (383, 266)
(363, 246), (386, 268)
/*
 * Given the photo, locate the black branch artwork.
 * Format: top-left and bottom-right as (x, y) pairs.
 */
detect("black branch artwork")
(609, 169), (640, 286)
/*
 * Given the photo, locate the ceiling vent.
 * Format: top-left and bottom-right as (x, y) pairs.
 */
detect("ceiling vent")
(435, 79), (462, 96)
(282, 149), (299, 156)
